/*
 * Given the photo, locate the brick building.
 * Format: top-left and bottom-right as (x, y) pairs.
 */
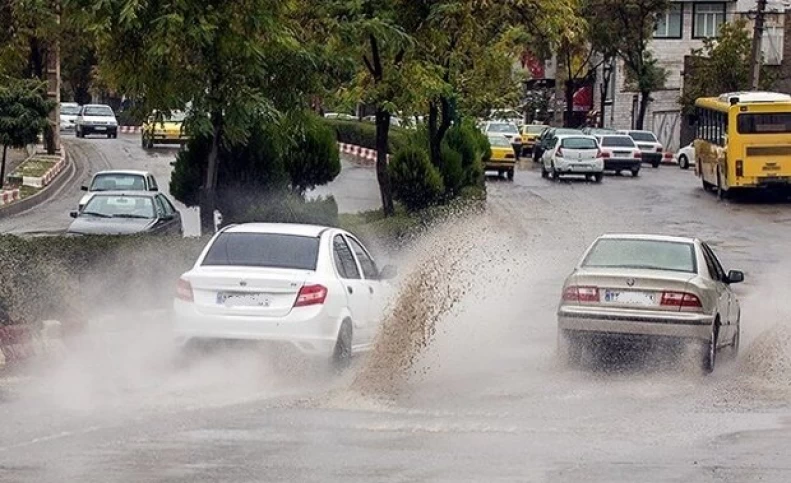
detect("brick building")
(596, 0), (790, 152)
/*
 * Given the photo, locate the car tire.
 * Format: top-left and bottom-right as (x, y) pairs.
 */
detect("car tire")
(615, 170), (623, 177)
(507, 168), (514, 181)
(679, 155), (689, 170)
(551, 164), (560, 181)
(106, 133), (112, 139)
(593, 173), (603, 183)
(631, 168), (640, 177)
(331, 320), (353, 371)
(541, 165), (548, 179)
(700, 323), (719, 374)
(652, 160), (660, 168)
(702, 176), (714, 191)
(716, 168), (729, 200)
(558, 329), (583, 368)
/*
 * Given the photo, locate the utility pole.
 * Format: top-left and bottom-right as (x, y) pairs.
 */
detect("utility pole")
(749, 0), (768, 90)
(45, 0), (61, 154)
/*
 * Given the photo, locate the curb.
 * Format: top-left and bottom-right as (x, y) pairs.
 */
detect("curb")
(338, 142), (390, 167)
(0, 189), (20, 206)
(0, 147), (73, 218)
(119, 126), (142, 134)
(20, 155), (67, 189)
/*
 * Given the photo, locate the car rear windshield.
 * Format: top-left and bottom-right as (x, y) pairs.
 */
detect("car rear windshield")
(629, 131), (657, 142)
(91, 174), (147, 191)
(61, 105), (80, 115)
(488, 123), (518, 134)
(84, 106), (114, 116)
(561, 137), (597, 149)
(601, 136), (636, 147)
(202, 233), (320, 270)
(524, 125), (546, 134)
(582, 239), (696, 273)
(737, 113), (791, 134)
(488, 136), (512, 147)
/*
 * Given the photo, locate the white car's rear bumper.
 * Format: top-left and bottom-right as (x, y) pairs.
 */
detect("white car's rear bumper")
(557, 305), (713, 341)
(554, 159), (604, 173)
(173, 299), (341, 357)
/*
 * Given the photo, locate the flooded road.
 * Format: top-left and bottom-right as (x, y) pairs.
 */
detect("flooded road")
(0, 161), (790, 482)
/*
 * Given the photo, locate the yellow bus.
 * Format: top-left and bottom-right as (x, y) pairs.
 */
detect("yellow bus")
(693, 91), (791, 198)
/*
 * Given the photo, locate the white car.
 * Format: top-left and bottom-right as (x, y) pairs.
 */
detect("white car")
(675, 142), (696, 170)
(173, 223), (397, 367)
(541, 134), (604, 182)
(618, 130), (663, 168)
(79, 170), (159, 211)
(75, 104), (119, 139)
(60, 102), (80, 132)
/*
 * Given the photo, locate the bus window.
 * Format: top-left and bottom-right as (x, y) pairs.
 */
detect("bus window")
(737, 113), (791, 134)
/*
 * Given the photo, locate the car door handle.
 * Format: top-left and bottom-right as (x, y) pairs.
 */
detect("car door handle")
(347, 286), (353, 294)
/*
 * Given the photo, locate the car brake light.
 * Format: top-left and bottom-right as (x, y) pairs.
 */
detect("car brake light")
(660, 291), (702, 308)
(556, 147), (564, 158)
(634, 151), (642, 158)
(598, 150), (610, 158)
(176, 278), (193, 302)
(562, 285), (599, 302)
(656, 147), (663, 153)
(505, 153), (514, 159)
(294, 284), (328, 307)
(664, 152), (673, 159)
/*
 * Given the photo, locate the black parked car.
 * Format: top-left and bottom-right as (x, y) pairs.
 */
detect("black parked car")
(68, 191), (183, 236)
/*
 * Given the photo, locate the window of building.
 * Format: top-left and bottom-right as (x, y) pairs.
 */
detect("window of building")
(693, 3), (726, 38)
(654, 3), (683, 39)
(762, 24), (784, 66)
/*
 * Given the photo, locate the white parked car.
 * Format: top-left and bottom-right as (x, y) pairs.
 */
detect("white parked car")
(173, 223), (397, 368)
(60, 102), (80, 132)
(557, 234), (743, 373)
(618, 130), (663, 168)
(79, 170), (159, 211)
(75, 104), (119, 139)
(675, 142), (696, 170)
(541, 134), (604, 182)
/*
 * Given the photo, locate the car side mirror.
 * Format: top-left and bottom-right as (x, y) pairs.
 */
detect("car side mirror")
(379, 264), (397, 280)
(69, 211), (78, 219)
(80, 185), (88, 191)
(726, 270), (744, 284)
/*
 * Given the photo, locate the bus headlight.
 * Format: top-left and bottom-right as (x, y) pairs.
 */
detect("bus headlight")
(736, 160), (743, 177)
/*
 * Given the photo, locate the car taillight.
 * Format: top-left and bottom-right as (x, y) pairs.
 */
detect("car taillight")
(656, 147), (663, 153)
(505, 153), (514, 159)
(176, 278), (193, 302)
(562, 286), (599, 303)
(664, 152), (673, 159)
(598, 150), (610, 158)
(634, 151), (642, 158)
(556, 147), (564, 158)
(294, 284), (328, 307)
(660, 291), (702, 309)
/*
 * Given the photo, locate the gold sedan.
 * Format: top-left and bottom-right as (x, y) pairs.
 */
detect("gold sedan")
(141, 111), (188, 148)
(486, 135), (517, 180)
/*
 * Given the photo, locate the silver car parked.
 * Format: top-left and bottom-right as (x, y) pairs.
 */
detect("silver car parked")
(557, 234), (744, 373)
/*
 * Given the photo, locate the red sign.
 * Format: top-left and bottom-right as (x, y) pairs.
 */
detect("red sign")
(573, 86), (593, 112)
(521, 50), (545, 79)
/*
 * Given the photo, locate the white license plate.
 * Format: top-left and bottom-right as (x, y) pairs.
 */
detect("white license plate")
(604, 290), (656, 306)
(217, 292), (271, 307)
(94, 126), (106, 131)
(614, 151), (630, 157)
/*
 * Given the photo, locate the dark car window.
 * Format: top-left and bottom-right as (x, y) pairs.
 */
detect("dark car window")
(159, 195), (176, 215)
(561, 137), (598, 149)
(90, 174), (147, 191)
(153, 196), (167, 217)
(583, 239), (697, 273)
(701, 244), (726, 281)
(601, 136), (636, 147)
(333, 235), (361, 279)
(202, 233), (319, 270)
(628, 131), (657, 142)
(148, 176), (159, 191)
(84, 106), (115, 117)
(346, 236), (379, 280)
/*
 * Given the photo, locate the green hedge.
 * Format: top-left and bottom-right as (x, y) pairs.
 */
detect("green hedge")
(323, 119), (409, 154)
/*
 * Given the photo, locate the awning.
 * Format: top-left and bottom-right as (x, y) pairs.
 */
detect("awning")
(573, 85), (593, 112)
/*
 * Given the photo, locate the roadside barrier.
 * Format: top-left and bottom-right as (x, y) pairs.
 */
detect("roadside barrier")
(338, 143), (390, 166)
(0, 189), (20, 206)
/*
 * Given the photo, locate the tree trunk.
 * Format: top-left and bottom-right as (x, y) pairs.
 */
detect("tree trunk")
(428, 102), (440, 167)
(0, 145), (7, 190)
(636, 90), (650, 130)
(200, 113), (223, 234)
(565, 79), (575, 128)
(375, 108), (394, 216)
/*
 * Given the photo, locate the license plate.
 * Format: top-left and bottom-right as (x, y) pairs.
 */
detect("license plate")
(94, 126), (106, 131)
(217, 292), (271, 307)
(604, 290), (656, 306)
(614, 151), (630, 157)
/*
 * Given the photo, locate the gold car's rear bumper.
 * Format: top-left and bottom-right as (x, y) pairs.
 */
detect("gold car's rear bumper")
(557, 306), (713, 341)
(486, 160), (516, 169)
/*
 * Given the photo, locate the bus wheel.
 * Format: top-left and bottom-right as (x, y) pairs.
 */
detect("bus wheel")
(716, 169), (728, 200)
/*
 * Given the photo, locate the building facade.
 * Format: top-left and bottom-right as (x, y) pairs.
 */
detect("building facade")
(599, 0), (788, 152)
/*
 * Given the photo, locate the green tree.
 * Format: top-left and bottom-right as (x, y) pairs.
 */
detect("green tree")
(585, 0), (670, 129)
(77, 0), (314, 233)
(0, 77), (52, 188)
(680, 19), (773, 115)
(283, 113), (341, 195)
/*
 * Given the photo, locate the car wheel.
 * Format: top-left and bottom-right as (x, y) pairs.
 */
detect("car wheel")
(716, 168), (728, 200)
(551, 164), (560, 181)
(615, 170), (623, 176)
(507, 168), (514, 181)
(332, 320), (353, 371)
(652, 160), (660, 168)
(732, 316), (741, 356)
(541, 165), (548, 179)
(702, 176), (714, 191)
(106, 133), (112, 139)
(679, 155), (689, 170)
(593, 173), (603, 183)
(558, 329), (583, 368)
(700, 323), (719, 374)
(631, 168), (640, 177)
